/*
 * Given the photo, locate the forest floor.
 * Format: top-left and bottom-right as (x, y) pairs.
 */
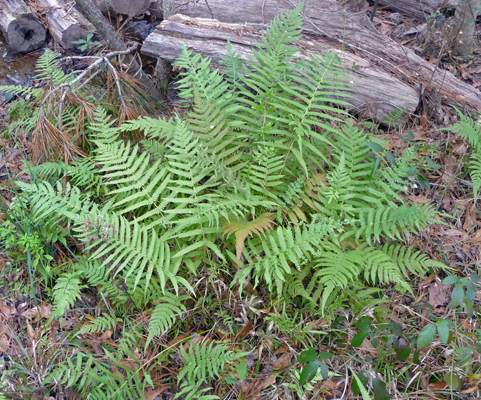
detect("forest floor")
(0, 4), (480, 400)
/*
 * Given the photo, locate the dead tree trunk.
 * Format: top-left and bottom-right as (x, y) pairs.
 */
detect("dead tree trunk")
(141, 0), (481, 123)
(373, 0), (459, 21)
(38, 0), (96, 50)
(0, 0), (47, 53)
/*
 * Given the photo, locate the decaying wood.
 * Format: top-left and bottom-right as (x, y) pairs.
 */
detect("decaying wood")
(375, 0), (458, 21)
(0, 0), (46, 53)
(142, 0), (481, 123)
(142, 15), (418, 122)
(92, 0), (153, 17)
(38, 0), (95, 50)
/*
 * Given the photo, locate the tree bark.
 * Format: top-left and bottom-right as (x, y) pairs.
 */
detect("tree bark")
(37, 0), (95, 50)
(374, 0), (459, 21)
(74, 0), (161, 98)
(452, 0), (479, 55)
(154, 0), (175, 96)
(0, 0), (47, 53)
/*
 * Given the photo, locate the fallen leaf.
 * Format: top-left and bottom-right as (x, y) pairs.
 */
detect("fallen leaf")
(144, 386), (170, 400)
(236, 320), (253, 342)
(166, 331), (192, 348)
(26, 322), (35, 340)
(463, 204), (476, 234)
(240, 375), (277, 399)
(441, 154), (457, 183)
(21, 304), (52, 322)
(100, 329), (113, 341)
(273, 352), (292, 370)
(428, 283), (450, 308)
(420, 273), (437, 286)
(428, 381), (447, 392)
(405, 194), (431, 204)
(0, 303), (16, 317)
(360, 337), (377, 356)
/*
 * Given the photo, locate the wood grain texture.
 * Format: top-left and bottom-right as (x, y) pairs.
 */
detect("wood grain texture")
(38, 0), (95, 50)
(375, 0), (458, 21)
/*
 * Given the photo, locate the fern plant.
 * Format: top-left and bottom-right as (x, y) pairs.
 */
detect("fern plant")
(179, 341), (249, 383)
(442, 108), (481, 200)
(5, 4), (450, 396)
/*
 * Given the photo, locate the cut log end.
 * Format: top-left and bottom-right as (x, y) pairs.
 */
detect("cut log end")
(7, 14), (46, 53)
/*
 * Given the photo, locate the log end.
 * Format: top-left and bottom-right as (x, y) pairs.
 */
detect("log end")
(55, 25), (95, 50)
(7, 14), (46, 53)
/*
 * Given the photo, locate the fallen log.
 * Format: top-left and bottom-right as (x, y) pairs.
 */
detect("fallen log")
(142, 15), (419, 122)
(142, 0), (481, 123)
(92, 0), (153, 17)
(0, 0), (47, 53)
(38, 0), (96, 50)
(374, 0), (459, 21)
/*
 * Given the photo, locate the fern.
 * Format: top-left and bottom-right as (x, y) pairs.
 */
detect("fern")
(77, 313), (121, 336)
(351, 203), (439, 245)
(51, 272), (84, 318)
(146, 293), (189, 348)
(179, 341), (249, 384)
(174, 382), (220, 400)
(445, 107), (481, 151)
(11, 5), (447, 360)
(470, 152), (481, 200)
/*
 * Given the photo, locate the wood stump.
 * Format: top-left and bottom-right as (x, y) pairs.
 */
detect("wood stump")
(0, 0), (47, 53)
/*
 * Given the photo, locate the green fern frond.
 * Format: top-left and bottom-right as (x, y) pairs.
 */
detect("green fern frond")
(174, 382), (220, 400)
(96, 140), (170, 217)
(236, 218), (343, 293)
(351, 203), (438, 245)
(446, 107), (481, 150)
(470, 152), (481, 201)
(52, 272), (84, 318)
(146, 293), (189, 348)
(309, 246), (364, 312)
(361, 247), (405, 286)
(179, 341), (249, 384)
(35, 49), (67, 85)
(379, 243), (446, 278)
(275, 52), (351, 155)
(175, 46), (231, 108)
(77, 313), (121, 336)
(89, 106), (121, 145)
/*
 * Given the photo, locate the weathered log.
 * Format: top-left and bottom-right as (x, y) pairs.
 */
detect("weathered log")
(142, 0), (481, 122)
(0, 0), (47, 53)
(374, 0), (459, 21)
(92, 0), (153, 17)
(142, 15), (419, 122)
(38, 0), (96, 50)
